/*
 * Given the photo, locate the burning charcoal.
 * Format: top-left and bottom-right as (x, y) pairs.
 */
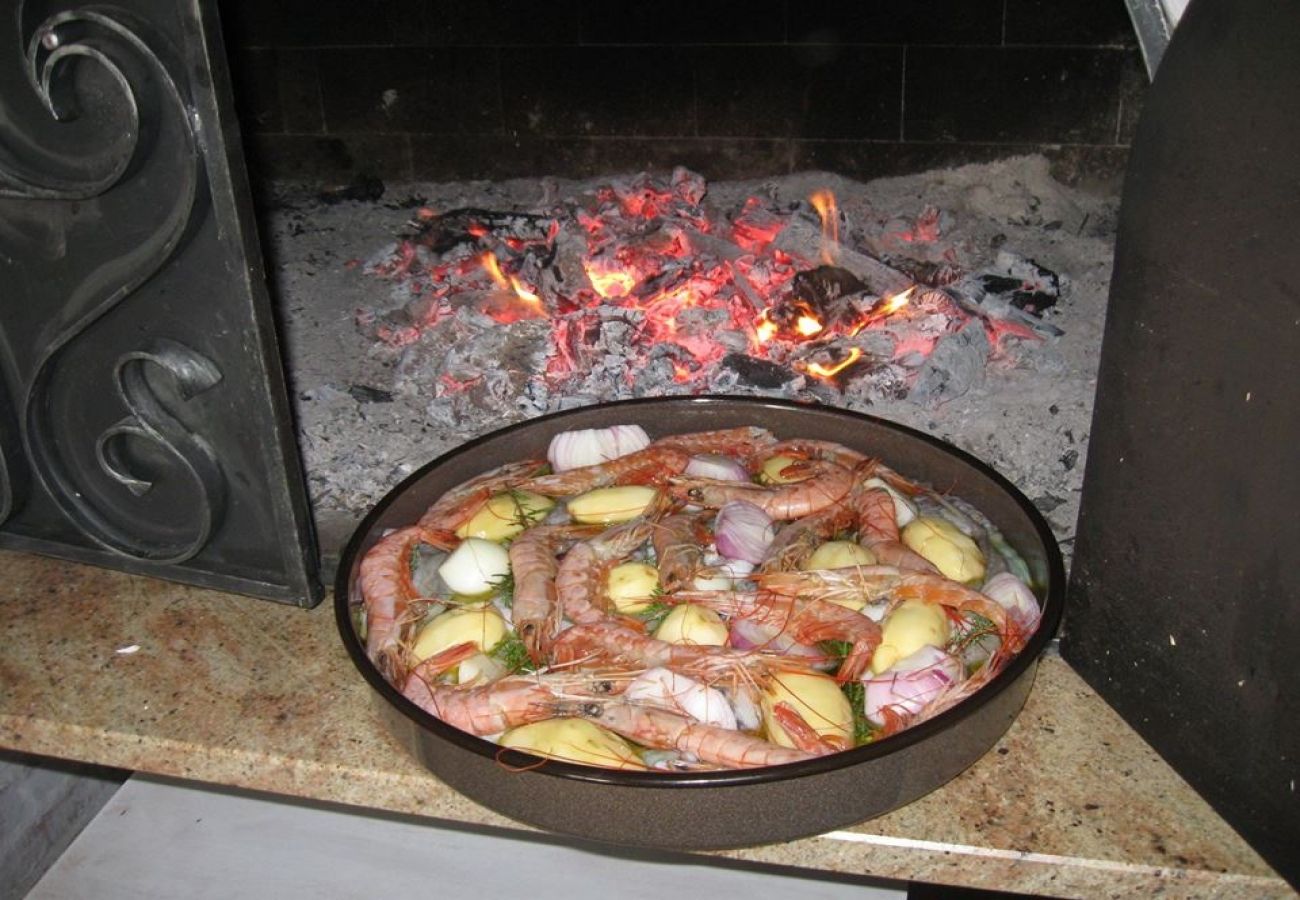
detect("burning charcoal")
(722, 353), (796, 389)
(907, 321), (991, 407)
(772, 218), (912, 298)
(671, 167), (707, 207)
(883, 257), (964, 287)
(790, 266), (868, 306)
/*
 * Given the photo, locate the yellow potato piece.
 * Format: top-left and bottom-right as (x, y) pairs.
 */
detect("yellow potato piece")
(762, 671), (853, 749)
(411, 606), (508, 665)
(567, 486), (658, 525)
(607, 562), (659, 614)
(901, 516), (986, 584)
(455, 491), (554, 541)
(500, 718), (647, 770)
(803, 540), (877, 570)
(654, 603), (728, 646)
(870, 599), (951, 674)
(758, 454), (803, 485)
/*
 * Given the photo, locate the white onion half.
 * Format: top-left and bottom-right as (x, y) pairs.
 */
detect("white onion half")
(625, 667), (738, 730)
(547, 425), (651, 472)
(863, 645), (964, 727)
(981, 572), (1042, 633)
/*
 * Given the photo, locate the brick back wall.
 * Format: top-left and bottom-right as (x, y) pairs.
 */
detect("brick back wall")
(220, 0), (1146, 186)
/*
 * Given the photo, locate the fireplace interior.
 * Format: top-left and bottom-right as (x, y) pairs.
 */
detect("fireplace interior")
(214, 0), (1143, 564)
(3, 0), (1296, 890)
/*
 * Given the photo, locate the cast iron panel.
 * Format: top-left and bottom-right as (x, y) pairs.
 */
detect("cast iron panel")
(0, 0), (320, 605)
(1063, 0), (1299, 884)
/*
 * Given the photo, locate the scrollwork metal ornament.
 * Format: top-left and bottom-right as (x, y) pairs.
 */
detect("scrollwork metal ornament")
(9, 4), (224, 563)
(0, 0), (321, 601)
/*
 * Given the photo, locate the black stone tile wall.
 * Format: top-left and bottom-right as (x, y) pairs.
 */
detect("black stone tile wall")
(220, 0), (1145, 186)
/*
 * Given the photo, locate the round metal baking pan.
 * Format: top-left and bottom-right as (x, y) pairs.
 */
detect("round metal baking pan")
(335, 396), (1065, 850)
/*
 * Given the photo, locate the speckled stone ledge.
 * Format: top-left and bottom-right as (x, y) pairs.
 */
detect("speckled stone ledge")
(0, 551), (1290, 898)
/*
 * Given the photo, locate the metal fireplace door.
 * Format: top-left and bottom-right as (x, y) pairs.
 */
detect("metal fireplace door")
(0, 1), (320, 605)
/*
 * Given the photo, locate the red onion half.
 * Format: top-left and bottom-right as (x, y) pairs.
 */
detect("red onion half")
(684, 453), (749, 481)
(863, 645), (965, 727)
(713, 500), (775, 565)
(729, 618), (826, 663)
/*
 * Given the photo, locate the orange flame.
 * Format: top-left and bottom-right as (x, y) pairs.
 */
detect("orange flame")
(754, 310), (778, 345)
(848, 286), (916, 335)
(810, 190), (839, 265)
(807, 348), (862, 378)
(481, 252), (543, 319)
(878, 286), (914, 316)
(481, 251), (510, 289)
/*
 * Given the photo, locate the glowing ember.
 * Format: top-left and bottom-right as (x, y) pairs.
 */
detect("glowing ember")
(584, 259), (638, 299)
(363, 169), (1041, 404)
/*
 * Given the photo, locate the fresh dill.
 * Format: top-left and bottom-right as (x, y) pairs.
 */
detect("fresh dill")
(840, 680), (877, 745)
(490, 633), (537, 674)
(821, 639), (852, 664)
(492, 571), (516, 609)
(951, 612), (998, 653)
(636, 599), (674, 633)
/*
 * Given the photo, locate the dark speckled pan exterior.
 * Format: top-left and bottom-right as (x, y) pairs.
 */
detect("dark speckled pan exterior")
(335, 396), (1065, 850)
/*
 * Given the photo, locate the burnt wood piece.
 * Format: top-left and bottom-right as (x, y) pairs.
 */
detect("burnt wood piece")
(408, 207), (555, 254)
(1062, 0), (1300, 885)
(0, 0), (320, 604)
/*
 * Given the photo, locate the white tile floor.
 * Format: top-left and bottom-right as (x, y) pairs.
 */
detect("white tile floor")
(31, 776), (908, 899)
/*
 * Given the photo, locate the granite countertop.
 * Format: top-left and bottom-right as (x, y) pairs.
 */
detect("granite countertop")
(0, 550), (1289, 898)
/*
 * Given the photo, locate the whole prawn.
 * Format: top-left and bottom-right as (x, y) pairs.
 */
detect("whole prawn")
(555, 520), (656, 625)
(854, 487), (940, 574)
(653, 510), (710, 593)
(550, 620), (774, 682)
(509, 524), (599, 665)
(669, 458), (856, 520)
(571, 699), (819, 769)
(417, 459), (547, 531)
(358, 524), (456, 680)
(675, 588), (882, 681)
(519, 446), (692, 497)
(759, 565), (1026, 655)
(401, 642), (620, 735)
(650, 426), (778, 458)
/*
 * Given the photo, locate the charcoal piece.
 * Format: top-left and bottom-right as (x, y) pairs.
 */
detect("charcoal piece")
(722, 353), (795, 388)
(408, 208), (554, 254)
(347, 384), (395, 404)
(789, 265), (868, 306)
(884, 257), (964, 287)
(766, 265), (870, 336)
(319, 174), (385, 204)
(980, 252), (1063, 317)
(1008, 290), (1059, 316)
(980, 274), (1024, 294)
